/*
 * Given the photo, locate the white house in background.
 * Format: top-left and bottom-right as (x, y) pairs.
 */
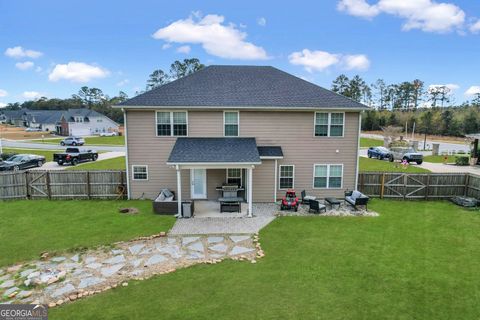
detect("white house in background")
(59, 109), (119, 136)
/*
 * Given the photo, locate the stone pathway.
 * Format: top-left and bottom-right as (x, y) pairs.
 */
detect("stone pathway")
(0, 234), (260, 307)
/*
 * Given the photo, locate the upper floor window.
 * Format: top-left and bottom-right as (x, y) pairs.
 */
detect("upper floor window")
(224, 111), (239, 137)
(156, 111), (187, 137)
(226, 168), (242, 186)
(75, 116), (83, 123)
(313, 164), (343, 189)
(279, 165), (294, 189)
(314, 112), (344, 137)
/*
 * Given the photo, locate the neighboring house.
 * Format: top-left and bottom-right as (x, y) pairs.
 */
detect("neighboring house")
(0, 109), (28, 126)
(117, 65), (367, 215)
(59, 109), (119, 136)
(24, 110), (64, 132)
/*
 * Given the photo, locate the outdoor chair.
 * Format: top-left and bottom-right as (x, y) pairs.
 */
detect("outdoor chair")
(344, 190), (369, 210)
(308, 200), (326, 214)
(301, 190), (316, 205)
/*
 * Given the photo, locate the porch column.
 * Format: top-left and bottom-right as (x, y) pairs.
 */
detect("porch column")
(248, 167), (253, 217)
(176, 165), (182, 217)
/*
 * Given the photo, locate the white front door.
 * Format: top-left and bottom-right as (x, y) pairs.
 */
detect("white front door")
(191, 169), (207, 199)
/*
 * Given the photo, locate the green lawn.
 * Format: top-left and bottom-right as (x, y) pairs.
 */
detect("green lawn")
(0, 200), (174, 267)
(52, 200), (480, 319)
(359, 157), (430, 173)
(66, 156), (126, 171)
(360, 137), (383, 148)
(424, 155), (457, 163)
(1, 148), (60, 161)
(32, 136), (125, 146)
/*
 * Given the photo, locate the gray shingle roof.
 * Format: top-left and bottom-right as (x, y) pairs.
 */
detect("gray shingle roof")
(167, 138), (261, 164)
(119, 65), (367, 110)
(257, 146), (283, 158)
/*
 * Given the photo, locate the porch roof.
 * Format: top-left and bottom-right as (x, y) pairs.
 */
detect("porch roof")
(167, 137), (261, 166)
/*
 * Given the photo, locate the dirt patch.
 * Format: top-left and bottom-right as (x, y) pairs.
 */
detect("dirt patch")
(0, 124), (56, 140)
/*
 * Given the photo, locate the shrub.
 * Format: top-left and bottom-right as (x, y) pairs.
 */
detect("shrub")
(389, 140), (410, 148)
(455, 155), (470, 166)
(0, 152), (17, 161)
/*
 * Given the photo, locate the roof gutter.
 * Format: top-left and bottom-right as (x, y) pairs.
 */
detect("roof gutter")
(113, 105), (369, 111)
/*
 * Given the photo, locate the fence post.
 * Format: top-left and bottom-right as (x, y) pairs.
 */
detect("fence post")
(25, 171), (30, 199)
(380, 173), (385, 199)
(464, 174), (470, 197)
(425, 174), (430, 200)
(86, 171), (91, 200)
(46, 171), (52, 200)
(403, 174), (407, 200)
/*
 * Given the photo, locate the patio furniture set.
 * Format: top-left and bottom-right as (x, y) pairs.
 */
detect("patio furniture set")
(290, 189), (369, 214)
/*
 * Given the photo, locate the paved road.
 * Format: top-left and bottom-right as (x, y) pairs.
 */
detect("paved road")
(1, 139), (125, 152)
(29, 151), (125, 171)
(361, 133), (470, 153)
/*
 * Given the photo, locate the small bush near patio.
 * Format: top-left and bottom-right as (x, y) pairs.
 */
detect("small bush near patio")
(359, 157), (430, 173)
(52, 200), (480, 319)
(0, 200), (174, 267)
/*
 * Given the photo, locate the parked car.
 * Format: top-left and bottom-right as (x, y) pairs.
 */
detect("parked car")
(367, 147), (392, 160)
(53, 148), (98, 166)
(389, 147), (423, 164)
(99, 132), (118, 137)
(0, 154), (45, 171)
(25, 127), (42, 132)
(60, 136), (85, 146)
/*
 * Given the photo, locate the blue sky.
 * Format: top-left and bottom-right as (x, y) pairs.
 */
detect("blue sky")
(1, 0), (479, 106)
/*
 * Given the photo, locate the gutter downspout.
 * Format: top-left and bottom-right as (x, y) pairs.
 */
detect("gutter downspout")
(274, 159), (278, 203)
(123, 109), (131, 199)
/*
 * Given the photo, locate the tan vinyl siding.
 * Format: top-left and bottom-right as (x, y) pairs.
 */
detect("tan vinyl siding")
(125, 109), (359, 201)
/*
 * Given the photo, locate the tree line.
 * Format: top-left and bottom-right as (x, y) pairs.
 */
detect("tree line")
(2, 59), (205, 124)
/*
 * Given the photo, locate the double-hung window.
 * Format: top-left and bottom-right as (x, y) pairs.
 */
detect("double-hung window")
(314, 112), (344, 137)
(156, 111), (187, 136)
(132, 165), (148, 180)
(313, 164), (343, 188)
(224, 111), (239, 136)
(226, 168), (242, 186)
(279, 165), (294, 189)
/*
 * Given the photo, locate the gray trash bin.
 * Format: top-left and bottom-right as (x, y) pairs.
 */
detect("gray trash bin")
(182, 202), (193, 218)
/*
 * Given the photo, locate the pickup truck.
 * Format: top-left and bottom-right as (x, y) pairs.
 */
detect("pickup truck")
(389, 147), (423, 165)
(53, 148), (98, 166)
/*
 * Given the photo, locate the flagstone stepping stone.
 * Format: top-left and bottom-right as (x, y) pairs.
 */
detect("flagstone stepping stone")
(129, 244), (145, 255)
(78, 277), (105, 289)
(207, 236), (224, 244)
(0, 274), (11, 281)
(210, 253), (224, 259)
(229, 246), (255, 256)
(187, 242), (204, 252)
(209, 243), (228, 253)
(0, 280), (15, 288)
(101, 264), (125, 277)
(3, 287), (19, 297)
(104, 255), (125, 264)
(182, 237), (200, 246)
(139, 248), (154, 255)
(157, 246), (183, 259)
(17, 290), (32, 298)
(63, 263), (81, 270)
(167, 238), (177, 245)
(112, 249), (124, 255)
(132, 269), (145, 276)
(85, 257), (97, 264)
(51, 257), (66, 262)
(145, 255), (167, 266)
(70, 254), (80, 262)
(230, 235), (250, 243)
(86, 263), (102, 270)
(186, 252), (205, 260)
(131, 259), (143, 268)
(20, 269), (36, 278)
(27, 271), (40, 279)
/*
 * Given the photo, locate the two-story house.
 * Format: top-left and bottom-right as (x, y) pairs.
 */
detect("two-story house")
(117, 65), (367, 216)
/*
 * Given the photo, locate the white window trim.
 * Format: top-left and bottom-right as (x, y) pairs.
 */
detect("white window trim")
(312, 164), (344, 189)
(225, 168), (243, 186)
(223, 110), (239, 137)
(132, 165), (149, 181)
(155, 110), (188, 137)
(278, 165), (295, 190)
(314, 112), (345, 137)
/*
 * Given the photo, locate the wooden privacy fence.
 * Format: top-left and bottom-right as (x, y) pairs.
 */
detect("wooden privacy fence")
(0, 170), (127, 200)
(358, 172), (480, 199)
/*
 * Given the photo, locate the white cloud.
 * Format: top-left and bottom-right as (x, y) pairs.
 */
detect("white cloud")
(0, 89), (8, 97)
(465, 86), (480, 96)
(176, 45), (191, 54)
(337, 0), (466, 33)
(48, 62), (110, 83)
(257, 17), (267, 26)
(22, 91), (43, 100)
(162, 43), (172, 50)
(15, 61), (34, 70)
(288, 49), (370, 72)
(470, 20), (480, 33)
(152, 13), (268, 60)
(0, 102), (7, 108)
(5, 46), (43, 59)
(116, 79), (129, 87)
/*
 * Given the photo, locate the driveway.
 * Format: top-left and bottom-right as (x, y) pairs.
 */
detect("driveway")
(2, 139), (125, 152)
(29, 151), (125, 171)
